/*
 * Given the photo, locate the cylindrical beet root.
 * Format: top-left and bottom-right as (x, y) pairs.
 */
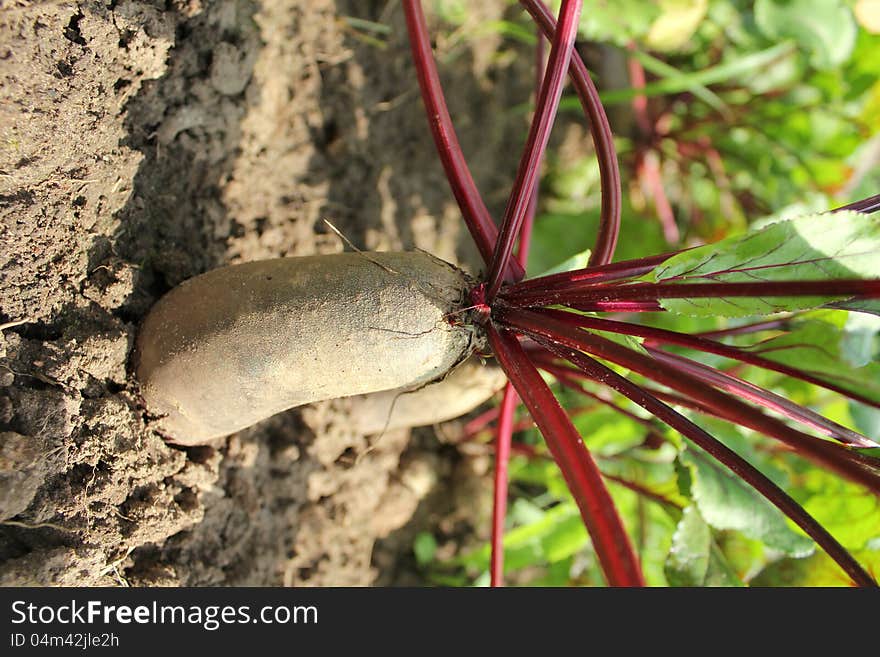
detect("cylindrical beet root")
(134, 251), (478, 445)
(345, 358), (507, 435)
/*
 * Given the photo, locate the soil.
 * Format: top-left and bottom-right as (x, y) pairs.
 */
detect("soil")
(0, 0), (533, 585)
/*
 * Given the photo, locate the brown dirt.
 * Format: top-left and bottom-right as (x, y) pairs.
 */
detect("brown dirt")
(0, 0), (531, 585)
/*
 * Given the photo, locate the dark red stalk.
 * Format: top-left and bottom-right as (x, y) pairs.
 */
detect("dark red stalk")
(516, 30), (546, 268)
(462, 405), (503, 439)
(627, 41), (653, 138)
(510, 251), (677, 295)
(529, 336), (876, 587)
(460, 410), (538, 444)
(486, 0), (583, 300)
(602, 472), (685, 511)
(488, 26), (551, 587)
(507, 435), (686, 509)
(569, 300), (664, 313)
(536, 358), (655, 427)
(645, 347), (877, 448)
(486, 323), (645, 586)
(497, 308), (880, 492)
(537, 355), (731, 420)
(640, 388), (877, 492)
(541, 353), (879, 455)
(638, 153), (680, 244)
(696, 318), (791, 339)
(640, 381), (732, 417)
(490, 384), (517, 586)
(832, 193), (880, 214)
(402, 0), (523, 279)
(519, 0), (621, 266)
(512, 311), (880, 409)
(503, 278), (880, 308)
(543, 350), (880, 474)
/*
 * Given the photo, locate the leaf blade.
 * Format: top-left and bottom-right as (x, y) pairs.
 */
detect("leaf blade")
(665, 505), (744, 587)
(747, 316), (880, 406)
(649, 210), (880, 317)
(680, 449), (816, 558)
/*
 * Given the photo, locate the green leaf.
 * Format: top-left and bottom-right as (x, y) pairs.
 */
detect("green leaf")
(473, 20), (539, 45)
(747, 317), (880, 405)
(679, 449), (815, 557)
(841, 312), (880, 368)
(755, 0), (857, 71)
(678, 414), (790, 490)
(571, 407), (645, 457)
(797, 467), (880, 550)
(665, 505), (744, 586)
(850, 401), (880, 436)
(527, 212), (600, 278)
(534, 248), (592, 279)
(508, 498), (548, 526)
(644, 0), (708, 52)
(510, 455), (574, 500)
(541, 513), (589, 562)
(598, 446), (690, 510)
(751, 547), (880, 586)
(647, 210), (880, 317)
(432, 0), (468, 25)
(574, 0), (660, 47)
(715, 531), (770, 583)
(526, 557), (579, 587)
(605, 479), (680, 586)
(587, 326), (649, 357)
(413, 532), (437, 566)
(455, 503), (579, 571)
(804, 490), (880, 551)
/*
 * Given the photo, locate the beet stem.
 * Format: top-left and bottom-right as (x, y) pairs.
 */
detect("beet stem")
(530, 334), (876, 588)
(490, 383), (518, 587)
(498, 307), (880, 492)
(402, 0), (523, 279)
(487, 322), (646, 586)
(486, 0), (582, 300)
(520, 0), (622, 266)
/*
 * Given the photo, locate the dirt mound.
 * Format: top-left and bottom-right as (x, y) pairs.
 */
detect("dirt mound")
(0, 0), (527, 585)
